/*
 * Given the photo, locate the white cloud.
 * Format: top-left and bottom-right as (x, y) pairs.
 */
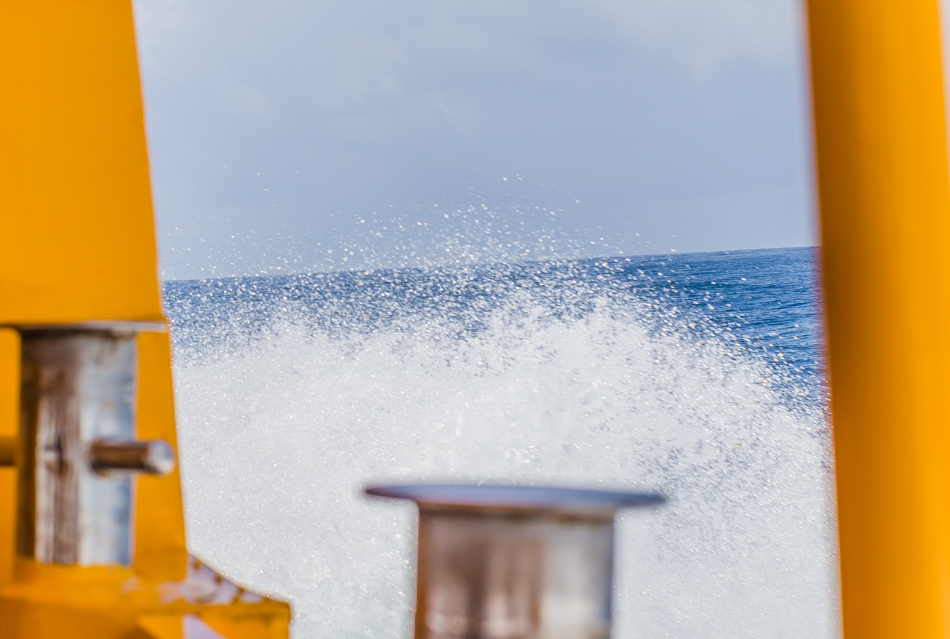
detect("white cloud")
(591, 0), (799, 70)
(132, 0), (811, 278)
(133, 0), (801, 85)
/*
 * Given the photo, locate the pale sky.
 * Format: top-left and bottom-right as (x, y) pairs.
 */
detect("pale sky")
(133, 0), (814, 280)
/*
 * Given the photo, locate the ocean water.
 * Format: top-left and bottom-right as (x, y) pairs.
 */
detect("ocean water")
(163, 246), (838, 639)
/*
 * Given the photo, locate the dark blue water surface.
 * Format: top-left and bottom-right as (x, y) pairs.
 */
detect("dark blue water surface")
(163, 246), (823, 406)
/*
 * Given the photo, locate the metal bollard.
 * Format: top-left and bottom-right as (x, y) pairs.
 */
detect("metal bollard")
(366, 484), (664, 639)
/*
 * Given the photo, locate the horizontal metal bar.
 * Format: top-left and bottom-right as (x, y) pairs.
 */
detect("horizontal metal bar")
(88, 439), (175, 476)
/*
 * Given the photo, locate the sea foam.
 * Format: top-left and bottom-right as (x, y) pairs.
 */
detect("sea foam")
(169, 273), (837, 638)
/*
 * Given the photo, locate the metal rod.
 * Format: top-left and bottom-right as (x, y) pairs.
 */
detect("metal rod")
(88, 439), (175, 476)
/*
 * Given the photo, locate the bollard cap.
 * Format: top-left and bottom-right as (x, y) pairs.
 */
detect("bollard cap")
(365, 483), (665, 514)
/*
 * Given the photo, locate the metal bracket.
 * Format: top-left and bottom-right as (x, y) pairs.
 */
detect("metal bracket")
(13, 325), (176, 566)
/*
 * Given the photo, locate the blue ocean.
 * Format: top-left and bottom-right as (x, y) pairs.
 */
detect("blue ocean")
(163, 246), (838, 638)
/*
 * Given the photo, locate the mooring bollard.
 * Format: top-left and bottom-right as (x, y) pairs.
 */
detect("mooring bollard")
(366, 484), (664, 639)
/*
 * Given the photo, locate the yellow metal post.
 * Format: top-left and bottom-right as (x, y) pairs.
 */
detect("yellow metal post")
(0, 1), (289, 636)
(807, 0), (950, 636)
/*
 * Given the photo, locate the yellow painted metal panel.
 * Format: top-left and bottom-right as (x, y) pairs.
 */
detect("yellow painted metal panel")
(0, 0), (163, 324)
(0, 557), (291, 638)
(0, 561), (139, 637)
(0, 329), (19, 589)
(806, 0), (950, 635)
(135, 331), (188, 582)
(204, 612), (290, 639)
(137, 614), (188, 639)
(138, 614), (227, 639)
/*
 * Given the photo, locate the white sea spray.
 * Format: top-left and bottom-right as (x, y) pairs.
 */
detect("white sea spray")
(169, 273), (837, 639)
